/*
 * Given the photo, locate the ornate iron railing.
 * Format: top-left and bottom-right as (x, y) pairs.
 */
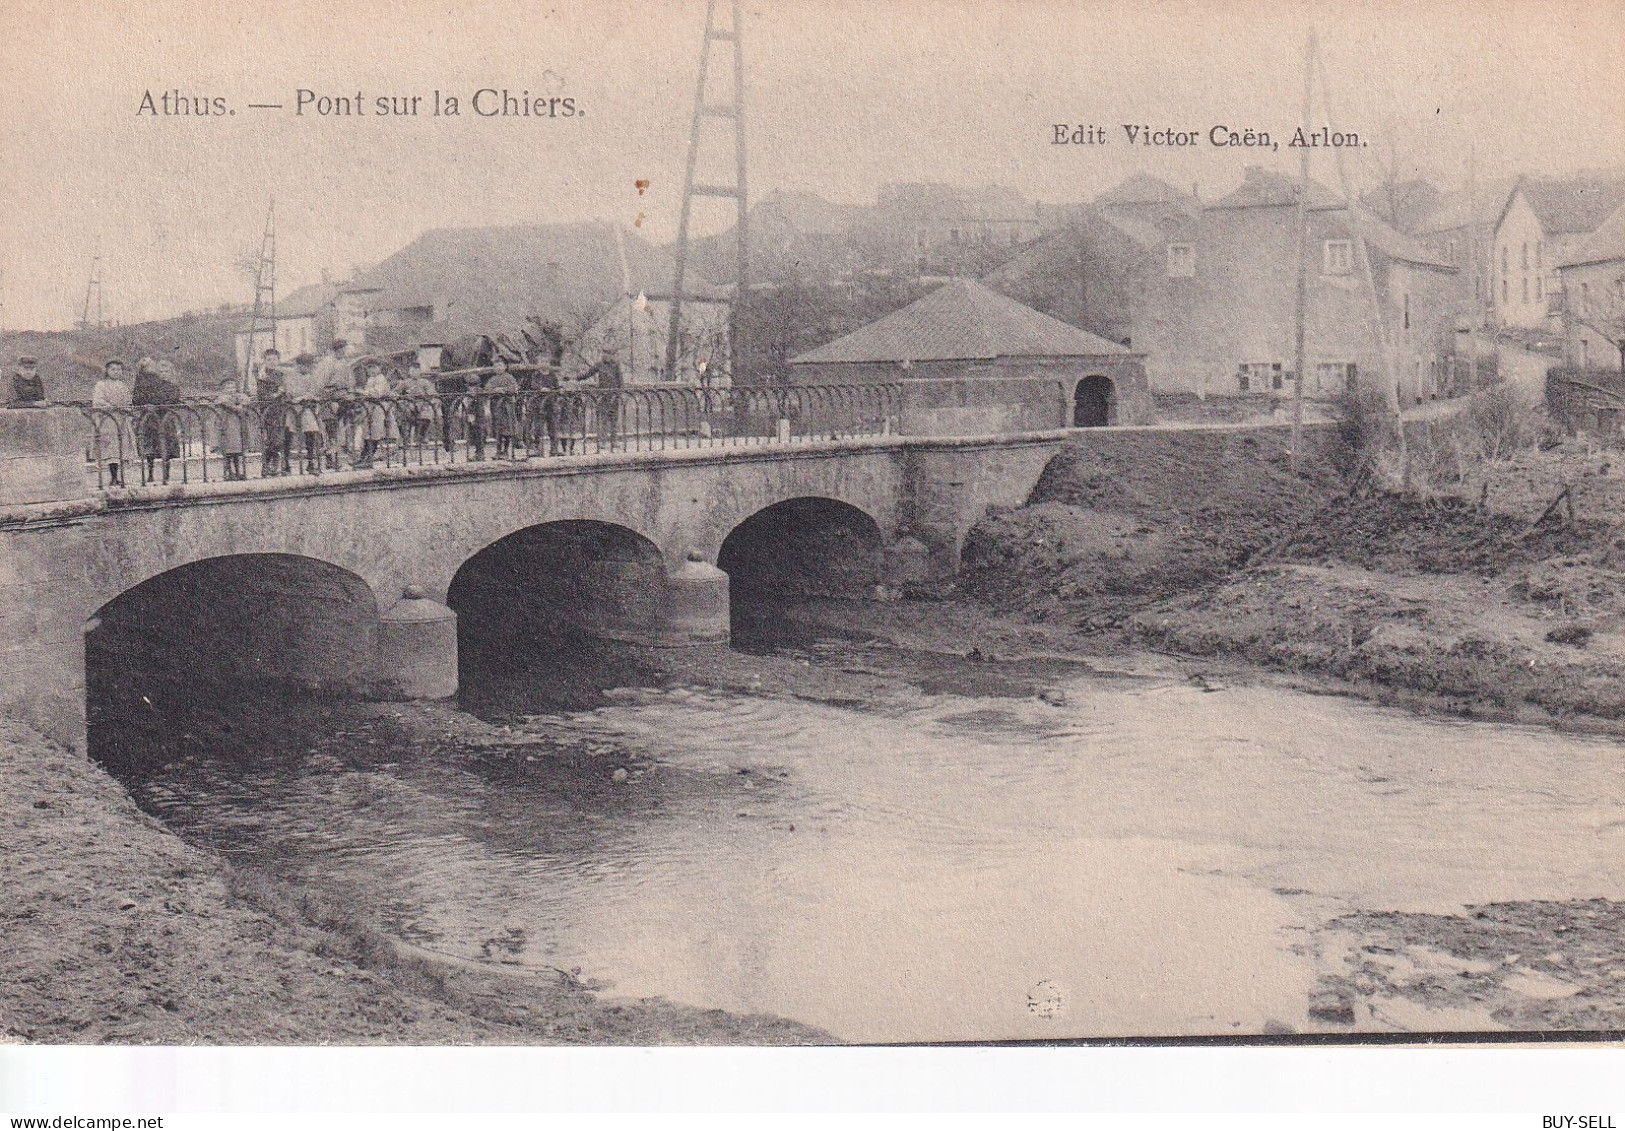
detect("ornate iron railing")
(80, 383), (904, 489)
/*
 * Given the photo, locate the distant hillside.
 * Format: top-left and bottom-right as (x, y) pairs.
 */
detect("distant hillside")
(4, 309), (242, 401)
(682, 184), (1053, 287)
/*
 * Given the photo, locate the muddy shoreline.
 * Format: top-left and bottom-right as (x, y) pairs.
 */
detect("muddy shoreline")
(0, 705), (829, 1046)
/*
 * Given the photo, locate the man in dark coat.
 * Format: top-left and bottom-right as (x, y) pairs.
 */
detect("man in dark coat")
(131, 358), (183, 484)
(579, 345), (624, 450)
(8, 356), (46, 406)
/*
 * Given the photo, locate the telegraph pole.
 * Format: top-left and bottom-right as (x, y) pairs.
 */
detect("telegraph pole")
(666, 0), (748, 384)
(1289, 30), (1315, 474)
(241, 201), (277, 393)
(79, 239), (104, 331)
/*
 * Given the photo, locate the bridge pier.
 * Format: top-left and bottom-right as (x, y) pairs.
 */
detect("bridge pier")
(898, 441), (1065, 587)
(576, 552), (731, 647)
(659, 552), (731, 645)
(373, 587), (459, 700)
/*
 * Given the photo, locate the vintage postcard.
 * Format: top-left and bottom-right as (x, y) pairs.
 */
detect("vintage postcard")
(1, 0), (1624, 1066)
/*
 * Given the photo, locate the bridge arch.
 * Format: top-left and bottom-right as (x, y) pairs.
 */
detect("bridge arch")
(447, 519), (680, 710)
(85, 553), (382, 765)
(718, 497), (885, 639)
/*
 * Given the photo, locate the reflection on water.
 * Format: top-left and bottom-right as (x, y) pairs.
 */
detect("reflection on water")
(101, 629), (1625, 1043)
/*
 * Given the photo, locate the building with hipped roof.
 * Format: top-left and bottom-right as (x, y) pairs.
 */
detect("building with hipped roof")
(789, 276), (1151, 432)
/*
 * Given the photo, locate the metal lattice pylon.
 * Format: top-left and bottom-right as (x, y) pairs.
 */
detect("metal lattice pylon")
(79, 239), (104, 330)
(665, 0), (748, 383)
(241, 201), (277, 391)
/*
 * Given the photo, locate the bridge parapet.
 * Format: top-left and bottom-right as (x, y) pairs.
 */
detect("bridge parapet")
(78, 384), (907, 491)
(0, 408), (92, 507)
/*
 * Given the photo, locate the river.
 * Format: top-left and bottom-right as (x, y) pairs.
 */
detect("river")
(98, 625), (1625, 1044)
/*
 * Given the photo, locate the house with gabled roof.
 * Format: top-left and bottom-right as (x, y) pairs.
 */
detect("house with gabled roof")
(982, 167), (1463, 404)
(980, 174), (1199, 353)
(1556, 202), (1625, 371)
(1138, 167), (1463, 403)
(1413, 177), (1519, 328)
(1492, 176), (1625, 329)
(789, 277), (1151, 431)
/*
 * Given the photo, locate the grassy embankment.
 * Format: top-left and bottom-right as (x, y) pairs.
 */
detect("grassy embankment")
(959, 407), (1625, 733)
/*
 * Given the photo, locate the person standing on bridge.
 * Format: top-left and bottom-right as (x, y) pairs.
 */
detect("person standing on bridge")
(91, 359), (133, 486)
(255, 349), (288, 476)
(578, 344), (624, 452)
(396, 358), (438, 454)
(132, 358), (182, 485)
(313, 340), (355, 471)
(8, 356), (46, 407)
(214, 376), (251, 480)
(285, 353), (324, 474)
(484, 357), (521, 460)
(356, 359), (395, 468)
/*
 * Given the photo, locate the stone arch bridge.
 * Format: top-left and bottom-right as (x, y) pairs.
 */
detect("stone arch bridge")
(0, 407), (1065, 752)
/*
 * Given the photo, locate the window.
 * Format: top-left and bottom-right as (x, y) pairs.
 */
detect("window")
(1322, 240), (1353, 275)
(1501, 246), (1509, 274)
(1239, 362), (1282, 393)
(1447, 238), (1458, 265)
(1536, 241), (1544, 269)
(1315, 361), (1357, 393)
(1582, 338), (1590, 367)
(1522, 278), (1529, 302)
(1166, 243), (1195, 278)
(1521, 242), (1529, 270)
(1582, 282), (1591, 312)
(1403, 293), (1410, 330)
(1228, 367), (1280, 398)
(1535, 276), (1543, 301)
(1502, 279), (1509, 302)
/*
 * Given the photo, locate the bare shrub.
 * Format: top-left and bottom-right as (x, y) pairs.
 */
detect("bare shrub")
(1407, 418), (1472, 495)
(1466, 382), (1542, 462)
(1332, 387), (1395, 489)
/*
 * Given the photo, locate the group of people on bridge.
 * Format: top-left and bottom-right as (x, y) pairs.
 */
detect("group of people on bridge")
(77, 338), (633, 485)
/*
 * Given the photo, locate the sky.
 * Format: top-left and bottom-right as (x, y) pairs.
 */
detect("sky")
(1, 0), (1622, 330)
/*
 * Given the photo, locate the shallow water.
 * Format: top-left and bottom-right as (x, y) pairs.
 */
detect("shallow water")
(106, 636), (1625, 1043)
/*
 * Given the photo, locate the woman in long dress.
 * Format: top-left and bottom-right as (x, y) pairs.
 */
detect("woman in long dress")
(214, 377), (251, 480)
(91, 359), (134, 486)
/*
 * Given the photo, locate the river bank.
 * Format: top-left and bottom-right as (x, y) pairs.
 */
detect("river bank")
(0, 709), (827, 1045)
(959, 429), (1625, 738)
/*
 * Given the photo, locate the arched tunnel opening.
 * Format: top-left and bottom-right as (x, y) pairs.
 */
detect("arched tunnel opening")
(717, 497), (884, 648)
(86, 554), (381, 776)
(447, 520), (670, 715)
